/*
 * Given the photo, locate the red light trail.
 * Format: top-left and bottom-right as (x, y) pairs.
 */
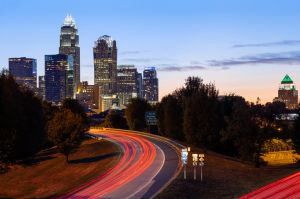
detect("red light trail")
(240, 172), (300, 199)
(58, 129), (158, 198)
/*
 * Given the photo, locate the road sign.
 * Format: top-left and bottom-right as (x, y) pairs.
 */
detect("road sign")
(145, 111), (157, 125)
(192, 153), (198, 162)
(181, 148), (188, 165)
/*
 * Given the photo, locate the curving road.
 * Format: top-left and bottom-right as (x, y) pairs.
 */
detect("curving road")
(59, 128), (182, 199)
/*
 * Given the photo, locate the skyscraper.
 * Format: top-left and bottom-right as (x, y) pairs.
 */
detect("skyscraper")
(117, 65), (138, 106)
(59, 14), (80, 92)
(143, 67), (158, 104)
(276, 74), (298, 109)
(8, 57), (37, 91)
(38, 76), (45, 100)
(136, 72), (143, 98)
(45, 54), (74, 104)
(93, 35), (117, 95)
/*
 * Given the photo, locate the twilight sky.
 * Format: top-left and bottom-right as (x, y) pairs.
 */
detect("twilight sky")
(1, 0), (300, 103)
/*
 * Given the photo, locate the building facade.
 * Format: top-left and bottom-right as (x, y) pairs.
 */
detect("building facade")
(38, 76), (45, 100)
(45, 54), (74, 104)
(100, 95), (119, 112)
(59, 14), (80, 92)
(136, 72), (143, 98)
(77, 81), (101, 112)
(277, 74), (298, 109)
(117, 65), (138, 107)
(93, 35), (117, 95)
(143, 67), (158, 104)
(8, 57), (37, 92)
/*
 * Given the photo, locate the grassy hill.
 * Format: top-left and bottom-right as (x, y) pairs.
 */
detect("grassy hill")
(0, 138), (120, 198)
(156, 148), (300, 199)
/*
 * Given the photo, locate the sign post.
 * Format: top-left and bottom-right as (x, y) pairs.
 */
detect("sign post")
(181, 148), (188, 180)
(192, 153), (198, 180)
(199, 154), (205, 182)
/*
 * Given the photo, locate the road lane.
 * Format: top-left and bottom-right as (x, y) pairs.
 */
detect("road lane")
(59, 128), (182, 199)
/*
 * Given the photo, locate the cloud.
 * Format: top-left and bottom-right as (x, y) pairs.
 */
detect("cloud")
(233, 40), (300, 48)
(121, 57), (175, 63)
(208, 51), (300, 67)
(120, 50), (148, 55)
(157, 65), (206, 72)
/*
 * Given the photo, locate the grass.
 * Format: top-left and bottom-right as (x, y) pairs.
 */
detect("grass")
(0, 138), (120, 198)
(156, 148), (300, 199)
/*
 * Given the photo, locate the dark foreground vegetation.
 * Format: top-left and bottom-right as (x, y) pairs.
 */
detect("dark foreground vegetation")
(157, 76), (300, 167)
(0, 72), (89, 171)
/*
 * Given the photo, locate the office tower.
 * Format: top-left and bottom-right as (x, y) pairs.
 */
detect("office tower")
(136, 72), (143, 98)
(38, 76), (45, 100)
(77, 81), (101, 112)
(45, 54), (74, 104)
(117, 65), (138, 106)
(59, 14), (80, 92)
(8, 57), (37, 91)
(93, 35), (117, 95)
(100, 95), (119, 112)
(276, 74), (298, 109)
(143, 67), (159, 104)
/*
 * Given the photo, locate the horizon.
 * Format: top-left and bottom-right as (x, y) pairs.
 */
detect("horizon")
(1, 0), (300, 103)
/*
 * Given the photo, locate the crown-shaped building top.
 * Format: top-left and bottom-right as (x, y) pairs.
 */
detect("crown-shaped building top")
(63, 14), (76, 28)
(281, 74), (293, 84)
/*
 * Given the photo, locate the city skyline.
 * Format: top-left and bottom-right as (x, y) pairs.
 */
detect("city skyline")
(2, 0), (300, 103)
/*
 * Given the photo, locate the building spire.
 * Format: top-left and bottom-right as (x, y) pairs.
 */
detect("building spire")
(281, 74), (293, 84)
(63, 14), (76, 28)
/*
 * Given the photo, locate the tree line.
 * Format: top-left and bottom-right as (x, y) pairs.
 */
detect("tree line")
(102, 76), (300, 167)
(0, 72), (89, 170)
(157, 76), (300, 167)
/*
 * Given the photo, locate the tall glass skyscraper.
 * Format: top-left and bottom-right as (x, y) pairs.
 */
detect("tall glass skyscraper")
(117, 65), (138, 106)
(143, 67), (159, 104)
(93, 35), (117, 95)
(8, 57), (37, 92)
(59, 14), (80, 93)
(45, 54), (74, 104)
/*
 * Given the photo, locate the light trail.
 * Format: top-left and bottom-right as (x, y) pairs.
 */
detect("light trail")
(240, 172), (300, 199)
(58, 130), (158, 199)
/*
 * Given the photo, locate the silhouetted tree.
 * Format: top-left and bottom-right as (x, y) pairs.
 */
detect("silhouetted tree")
(103, 110), (128, 129)
(182, 77), (220, 149)
(157, 95), (184, 140)
(0, 72), (45, 164)
(62, 98), (89, 127)
(125, 98), (152, 131)
(47, 109), (87, 163)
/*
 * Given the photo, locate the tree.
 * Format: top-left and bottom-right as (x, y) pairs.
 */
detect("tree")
(62, 98), (89, 127)
(183, 90), (220, 149)
(0, 72), (45, 164)
(292, 110), (300, 153)
(220, 97), (258, 160)
(125, 98), (151, 131)
(103, 110), (128, 129)
(47, 109), (87, 163)
(157, 95), (184, 140)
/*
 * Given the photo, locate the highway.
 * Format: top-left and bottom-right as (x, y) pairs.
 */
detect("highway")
(240, 172), (300, 199)
(59, 128), (182, 199)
